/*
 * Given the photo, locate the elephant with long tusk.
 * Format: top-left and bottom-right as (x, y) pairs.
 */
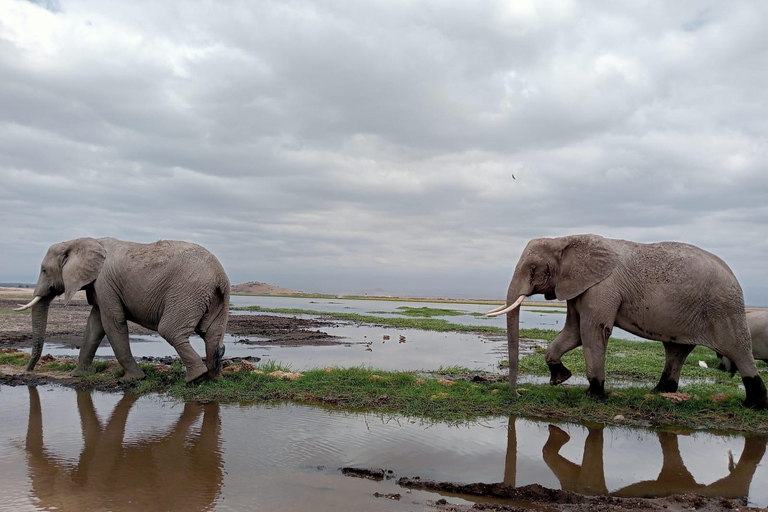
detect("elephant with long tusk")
(19, 237), (230, 382)
(487, 234), (767, 410)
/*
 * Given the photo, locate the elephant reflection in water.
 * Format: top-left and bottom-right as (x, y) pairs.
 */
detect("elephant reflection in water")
(25, 387), (223, 511)
(541, 423), (767, 502)
(542, 425), (607, 495)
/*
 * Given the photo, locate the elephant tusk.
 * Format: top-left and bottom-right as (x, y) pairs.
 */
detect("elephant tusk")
(14, 296), (42, 311)
(485, 294), (526, 317)
(486, 304), (509, 315)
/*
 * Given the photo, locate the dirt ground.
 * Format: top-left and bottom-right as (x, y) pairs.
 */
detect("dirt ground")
(0, 297), (342, 348)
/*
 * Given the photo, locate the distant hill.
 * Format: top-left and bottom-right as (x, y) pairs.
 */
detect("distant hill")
(231, 281), (302, 295)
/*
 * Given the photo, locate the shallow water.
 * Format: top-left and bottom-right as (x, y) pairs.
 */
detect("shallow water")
(30, 325), (512, 373)
(0, 385), (765, 511)
(230, 296), (642, 339)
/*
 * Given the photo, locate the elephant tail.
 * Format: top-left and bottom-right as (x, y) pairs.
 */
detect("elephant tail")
(198, 279), (230, 375)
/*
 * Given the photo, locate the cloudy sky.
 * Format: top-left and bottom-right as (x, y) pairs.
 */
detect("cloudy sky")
(1, 0), (767, 303)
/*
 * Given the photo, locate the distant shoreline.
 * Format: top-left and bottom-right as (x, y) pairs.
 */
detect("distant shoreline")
(231, 292), (566, 308)
(3, 287), (764, 309)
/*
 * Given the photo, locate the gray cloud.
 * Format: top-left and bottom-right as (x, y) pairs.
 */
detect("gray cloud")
(1, 0), (767, 304)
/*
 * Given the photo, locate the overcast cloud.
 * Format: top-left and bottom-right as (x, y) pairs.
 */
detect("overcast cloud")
(1, 0), (767, 303)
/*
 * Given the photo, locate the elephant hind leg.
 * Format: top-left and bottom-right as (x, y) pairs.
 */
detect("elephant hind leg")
(714, 323), (768, 409)
(653, 342), (695, 393)
(159, 322), (207, 383)
(201, 324), (226, 380)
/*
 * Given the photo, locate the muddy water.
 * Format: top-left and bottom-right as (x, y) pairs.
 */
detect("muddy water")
(1, 385), (766, 511)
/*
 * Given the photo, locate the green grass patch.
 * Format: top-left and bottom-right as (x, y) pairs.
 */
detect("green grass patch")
(515, 338), (727, 382)
(367, 306), (468, 317)
(0, 351), (29, 366)
(393, 307), (467, 317)
(40, 361), (77, 372)
(528, 309), (566, 314)
(0, 308), (30, 315)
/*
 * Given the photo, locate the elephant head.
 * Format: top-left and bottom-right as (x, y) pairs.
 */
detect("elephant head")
(15, 238), (106, 371)
(487, 235), (619, 394)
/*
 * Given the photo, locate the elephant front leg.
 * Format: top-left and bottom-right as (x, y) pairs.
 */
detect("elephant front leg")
(580, 321), (613, 399)
(101, 313), (145, 381)
(545, 305), (581, 386)
(72, 307), (106, 377)
(653, 342), (695, 393)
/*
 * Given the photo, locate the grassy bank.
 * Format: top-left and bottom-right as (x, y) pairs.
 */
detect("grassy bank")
(513, 338), (737, 381)
(2, 348), (767, 432)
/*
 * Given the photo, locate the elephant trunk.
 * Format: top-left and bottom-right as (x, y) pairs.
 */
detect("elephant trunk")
(506, 304), (520, 395)
(28, 297), (53, 371)
(502, 272), (532, 396)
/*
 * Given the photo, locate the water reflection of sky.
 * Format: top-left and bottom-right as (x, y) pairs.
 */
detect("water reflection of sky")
(1, 385), (765, 511)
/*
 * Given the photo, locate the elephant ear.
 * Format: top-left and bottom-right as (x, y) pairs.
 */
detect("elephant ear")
(555, 235), (619, 301)
(62, 238), (106, 305)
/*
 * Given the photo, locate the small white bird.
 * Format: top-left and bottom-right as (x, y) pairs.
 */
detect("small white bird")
(698, 360), (708, 368)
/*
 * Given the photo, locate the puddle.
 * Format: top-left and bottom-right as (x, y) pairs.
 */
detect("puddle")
(23, 323), (517, 373)
(0, 385), (765, 511)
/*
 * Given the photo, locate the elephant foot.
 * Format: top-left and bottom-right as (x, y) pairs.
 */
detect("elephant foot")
(71, 367), (93, 377)
(185, 364), (209, 383)
(548, 363), (572, 386)
(585, 378), (607, 400)
(206, 370), (223, 381)
(545, 425), (570, 448)
(742, 376), (768, 411)
(652, 372), (679, 393)
(122, 368), (146, 382)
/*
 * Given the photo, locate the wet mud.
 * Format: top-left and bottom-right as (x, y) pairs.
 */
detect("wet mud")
(341, 467), (397, 481)
(346, 471), (764, 512)
(0, 298), (341, 348)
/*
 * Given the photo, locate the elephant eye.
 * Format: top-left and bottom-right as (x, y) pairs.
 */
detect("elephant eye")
(530, 266), (536, 277)
(545, 265), (551, 277)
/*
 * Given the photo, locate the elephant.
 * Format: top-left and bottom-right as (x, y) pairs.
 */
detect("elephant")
(14, 237), (230, 382)
(487, 234), (768, 410)
(719, 310), (768, 374)
(24, 386), (223, 511)
(541, 423), (766, 502)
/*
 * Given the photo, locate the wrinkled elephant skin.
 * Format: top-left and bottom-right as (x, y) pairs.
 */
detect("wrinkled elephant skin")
(19, 237), (230, 382)
(491, 234), (767, 410)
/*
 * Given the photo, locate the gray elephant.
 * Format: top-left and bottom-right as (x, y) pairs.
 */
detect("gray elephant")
(719, 310), (768, 374)
(487, 234), (767, 410)
(15, 237), (230, 382)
